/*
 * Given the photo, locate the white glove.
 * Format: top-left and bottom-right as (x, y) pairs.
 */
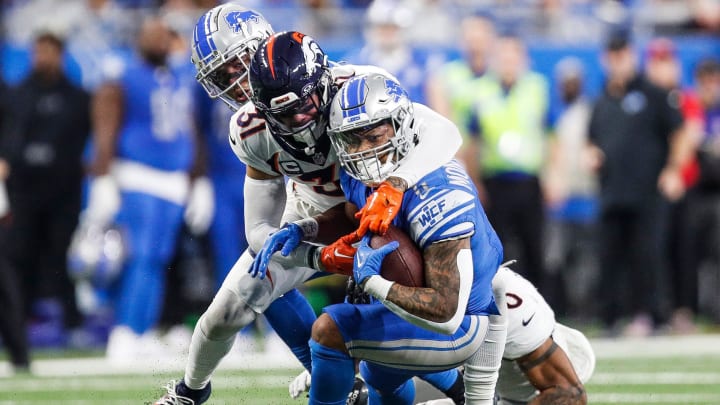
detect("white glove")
(0, 180), (9, 218)
(289, 369), (311, 399)
(184, 176), (214, 235)
(84, 175), (121, 226)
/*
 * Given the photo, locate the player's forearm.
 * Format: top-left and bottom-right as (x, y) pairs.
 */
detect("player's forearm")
(368, 240), (472, 334)
(386, 284), (456, 322)
(386, 239), (466, 321)
(90, 83), (123, 175)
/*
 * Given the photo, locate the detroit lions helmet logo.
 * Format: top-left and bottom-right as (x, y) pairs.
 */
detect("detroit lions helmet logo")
(225, 10), (261, 36)
(385, 79), (407, 102)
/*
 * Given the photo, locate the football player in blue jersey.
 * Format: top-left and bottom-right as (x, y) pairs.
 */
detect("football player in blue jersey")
(82, 16), (202, 361)
(154, 3), (463, 404)
(251, 72), (508, 404)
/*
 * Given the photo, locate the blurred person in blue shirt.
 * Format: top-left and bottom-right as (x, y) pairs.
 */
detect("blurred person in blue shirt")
(80, 16), (204, 362)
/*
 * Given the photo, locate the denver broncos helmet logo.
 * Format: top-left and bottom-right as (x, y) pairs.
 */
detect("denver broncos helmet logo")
(225, 10), (261, 35)
(301, 36), (323, 77)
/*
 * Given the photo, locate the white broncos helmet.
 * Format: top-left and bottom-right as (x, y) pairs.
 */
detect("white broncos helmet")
(191, 3), (274, 110)
(328, 73), (418, 185)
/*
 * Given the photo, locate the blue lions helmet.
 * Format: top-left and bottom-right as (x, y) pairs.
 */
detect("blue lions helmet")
(249, 31), (334, 159)
(327, 73), (417, 185)
(191, 3), (274, 110)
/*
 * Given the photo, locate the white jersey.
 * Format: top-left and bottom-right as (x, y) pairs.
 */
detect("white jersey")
(494, 267), (596, 403)
(229, 102), (345, 215)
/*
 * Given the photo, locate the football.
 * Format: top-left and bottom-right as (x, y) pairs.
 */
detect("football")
(370, 225), (425, 287)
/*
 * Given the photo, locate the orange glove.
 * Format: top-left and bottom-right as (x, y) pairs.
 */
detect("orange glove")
(319, 232), (360, 276)
(355, 181), (404, 236)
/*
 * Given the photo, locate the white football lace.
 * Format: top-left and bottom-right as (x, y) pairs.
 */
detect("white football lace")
(154, 381), (194, 405)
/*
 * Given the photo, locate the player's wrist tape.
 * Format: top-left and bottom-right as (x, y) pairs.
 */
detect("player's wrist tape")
(363, 275), (394, 301)
(309, 245), (324, 271)
(293, 218), (319, 241)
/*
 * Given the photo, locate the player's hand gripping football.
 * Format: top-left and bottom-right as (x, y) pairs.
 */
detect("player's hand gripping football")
(318, 232), (360, 276)
(353, 234), (399, 286)
(249, 223), (304, 279)
(355, 180), (404, 236)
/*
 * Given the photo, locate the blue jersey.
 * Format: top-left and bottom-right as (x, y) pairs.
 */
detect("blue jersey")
(341, 159), (503, 315)
(116, 58), (194, 171)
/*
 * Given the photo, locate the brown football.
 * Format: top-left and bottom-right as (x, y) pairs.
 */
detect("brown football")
(370, 225), (425, 287)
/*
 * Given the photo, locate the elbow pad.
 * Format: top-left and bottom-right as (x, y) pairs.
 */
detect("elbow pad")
(244, 176), (286, 253)
(373, 249), (473, 335)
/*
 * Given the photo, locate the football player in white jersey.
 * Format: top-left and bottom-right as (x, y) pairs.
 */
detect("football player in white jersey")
(489, 267), (593, 405)
(154, 4), (462, 404)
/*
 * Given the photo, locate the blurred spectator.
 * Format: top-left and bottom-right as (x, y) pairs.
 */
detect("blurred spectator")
(400, 0), (457, 48)
(426, 12), (496, 124)
(543, 57), (600, 320)
(587, 31), (689, 336)
(81, 16), (201, 362)
(635, 0), (695, 35)
(463, 31), (551, 290)
(534, 0), (601, 43)
(643, 37), (705, 334)
(64, 0), (136, 91)
(678, 58), (720, 323)
(689, 0), (720, 33)
(342, 0), (449, 104)
(294, 0), (351, 41)
(0, 80), (31, 373)
(0, 32), (90, 347)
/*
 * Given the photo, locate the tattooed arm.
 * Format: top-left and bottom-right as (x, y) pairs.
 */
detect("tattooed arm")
(375, 238), (473, 334)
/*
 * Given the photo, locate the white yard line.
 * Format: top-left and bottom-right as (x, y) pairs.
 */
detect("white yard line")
(0, 351), (301, 378)
(0, 374), (293, 391)
(591, 372), (720, 384)
(589, 393), (720, 403)
(590, 334), (720, 358)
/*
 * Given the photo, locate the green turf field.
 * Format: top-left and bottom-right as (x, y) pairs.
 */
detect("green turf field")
(2, 337), (720, 404)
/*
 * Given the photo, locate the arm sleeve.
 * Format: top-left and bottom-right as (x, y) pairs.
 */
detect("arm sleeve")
(391, 104), (462, 187)
(244, 176), (287, 253)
